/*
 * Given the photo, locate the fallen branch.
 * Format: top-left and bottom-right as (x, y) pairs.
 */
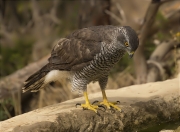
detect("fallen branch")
(1, 78), (179, 132)
(0, 55), (49, 100)
(147, 40), (178, 82)
(0, 55), (49, 115)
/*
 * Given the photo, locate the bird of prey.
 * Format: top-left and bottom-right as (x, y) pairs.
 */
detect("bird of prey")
(22, 25), (139, 113)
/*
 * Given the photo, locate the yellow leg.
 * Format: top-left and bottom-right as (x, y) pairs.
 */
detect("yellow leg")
(77, 91), (98, 113)
(100, 90), (121, 111)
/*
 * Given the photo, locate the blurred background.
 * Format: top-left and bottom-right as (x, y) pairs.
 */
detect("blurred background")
(0, 0), (180, 123)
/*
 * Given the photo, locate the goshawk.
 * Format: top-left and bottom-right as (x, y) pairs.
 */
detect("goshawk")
(23, 25), (139, 113)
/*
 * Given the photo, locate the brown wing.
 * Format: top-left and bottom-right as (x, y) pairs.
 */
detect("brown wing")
(48, 26), (117, 71)
(48, 28), (110, 71)
(67, 25), (117, 44)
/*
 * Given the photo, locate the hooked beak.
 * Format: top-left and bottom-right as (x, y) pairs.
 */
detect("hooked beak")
(129, 51), (134, 58)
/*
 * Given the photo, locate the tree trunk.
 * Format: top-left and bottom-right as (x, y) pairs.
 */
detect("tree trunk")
(133, 0), (161, 84)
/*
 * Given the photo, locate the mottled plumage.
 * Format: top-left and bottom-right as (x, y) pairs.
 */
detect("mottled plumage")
(23, 25), (139, 112)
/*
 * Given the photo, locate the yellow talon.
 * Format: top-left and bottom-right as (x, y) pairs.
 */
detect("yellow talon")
(76, 91), (98, 113)
(81, 103), (98, 113)
(100, 90), (121, 111)
(100, 101), (121, 111)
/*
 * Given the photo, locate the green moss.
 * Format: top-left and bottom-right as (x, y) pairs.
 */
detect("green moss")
(154, 12), (170, 41)
(139, 120), (180, 132)
(144, 39), (156, 59)
(0, 39), (33, 78)
(57, 1), (80, 36)
(155, 12), (168, 29)
(0, 98), (14, 121)
(156, 31), (170, 42)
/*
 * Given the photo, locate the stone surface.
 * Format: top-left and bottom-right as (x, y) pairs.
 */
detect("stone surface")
(160, 130), (174, 132)
(1, 78), (180, 132)
(174, 126), (180, 132)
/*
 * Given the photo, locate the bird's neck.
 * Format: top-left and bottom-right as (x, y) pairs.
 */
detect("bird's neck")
(101, 42), (125, 56)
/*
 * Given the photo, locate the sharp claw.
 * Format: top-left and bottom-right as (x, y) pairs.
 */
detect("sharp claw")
(116, 101), (120, 104)
(83, 107), (88, 110)
(98, 104), (106, 111)
(75, 103), (81, 108)
(92, 100), (99, 105)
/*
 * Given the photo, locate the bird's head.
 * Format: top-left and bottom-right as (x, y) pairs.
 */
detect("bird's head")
(116, 26), (139, 58)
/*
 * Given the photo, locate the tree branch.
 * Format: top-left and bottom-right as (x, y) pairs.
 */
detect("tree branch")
(47, 0), (61, 24)
(31, 0), (41, 23)
(0, 55), (49, 100)
(105, 3), (126, 25)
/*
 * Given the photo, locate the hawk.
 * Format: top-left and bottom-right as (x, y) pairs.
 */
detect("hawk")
(23, 25), (139, 113)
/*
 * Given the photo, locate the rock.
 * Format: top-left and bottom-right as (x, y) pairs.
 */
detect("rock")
(175, 126), (180, 132)
(160, 130), (174, 132)
(1, 78), (180, 132)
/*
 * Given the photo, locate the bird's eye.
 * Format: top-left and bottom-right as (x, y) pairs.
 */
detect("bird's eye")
(124, 42), (129, 47)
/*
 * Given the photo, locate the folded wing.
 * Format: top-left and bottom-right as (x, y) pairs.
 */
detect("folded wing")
(48, 28), (108, 71)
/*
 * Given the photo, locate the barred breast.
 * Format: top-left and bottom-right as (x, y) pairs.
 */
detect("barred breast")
(72, 45), (125, 92)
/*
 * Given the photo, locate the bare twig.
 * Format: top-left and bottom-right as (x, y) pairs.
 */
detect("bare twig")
(116, 4), (126, 23)
(31, 0), (41, 22)
(0, 25), (14, 42)
(150, 40), (176, 60)
(11, 92), (18, 115)
(105, 3), (126, 25)
(164, 6), (180, 19)
(1, 100), (12, 118)
(51, 0), (60, 16)
(49, 0), (61, 24)
(105, 10), (123, 24)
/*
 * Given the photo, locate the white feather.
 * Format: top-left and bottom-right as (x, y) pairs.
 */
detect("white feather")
(44, 70), (71, 83)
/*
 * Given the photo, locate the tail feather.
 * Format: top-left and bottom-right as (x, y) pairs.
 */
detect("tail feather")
(22, 64), (49, 93)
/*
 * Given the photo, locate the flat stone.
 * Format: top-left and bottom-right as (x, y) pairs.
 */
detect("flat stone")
(1, 78), (179, 132)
